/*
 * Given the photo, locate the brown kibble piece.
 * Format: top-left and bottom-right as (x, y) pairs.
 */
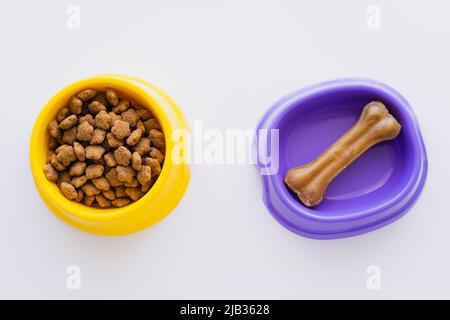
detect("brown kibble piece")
(106, 132), (123, 148)
(60, 182), (78, 200)
(62, 127), (77, 145)
(48, 120), (62, 139)
(125, 187), (144, 201)
(85, 145), (105, 160)
(95, 111), (111, 130)
(93, 92), (108, 105)
(57, 171), (71, 187)
(111, 120), (131, 139)
(134, 137), (151, 155)
(44, 164), (58, 182)
(83, 195), (95, 206)
(102, 189), (116, 201)
(143, 118), (160, 132)
(88, 101), (107, 115)
(56, 145), (76, 166)
(114, 146), (132, 166)
(82, 181), (101, 196)
(137, 165), (151, 185)
(79, 114), (95, 126)
(112, 198), (131, 207)
(115, 186), (127, 198)
(126, 128), (142, 146)
(69, 161), (86, 176)
(141, 182), (152, 193)
(92, 177), (110, 191)
(73, 142), (85, 161)
(51, 154), (66, 171)
(108, 112), (121, 123)
(77, 121), (94, 141)
(95, 194), (111, 208)
(149, 129), (165, 149)
(59, 115), (78, 130)
(112, 99), (130, 113)
(131, 152), (141, 171)
(77, 89), (97, 101)
(105, 168), (122, 187)
(57, 107), (70, 122)
(85, 164), (104, 179)
(90, 129), (106, 145)
(75, 189), (84, 202)
(149, 147), (164, 163)
(145, 157), (161, 177)
(105, 88), (119, 106)
(121, 108), (139, 127)
(116, 166), (135, 183)
(124, 179), (139, 187)
(69, 96), (83, 114)
(71, 175), (88, 188)
(285, 101), (401, 207)
(136, 108), (152, 121)
(104, 152), (117, 168)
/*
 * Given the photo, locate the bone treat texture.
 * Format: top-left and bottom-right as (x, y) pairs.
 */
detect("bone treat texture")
(284, 101), (401, 207)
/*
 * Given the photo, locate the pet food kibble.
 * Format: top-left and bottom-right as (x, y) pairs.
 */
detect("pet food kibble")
(149, 147), (164, 163)
(105, 168), (122, 187)
(69, 161), (86, 176)
(111, 120), (131, 139)
(134, 137), (151, 155)
(104, 152), (117, 168)
(116, 166), (135, 183)
(56, 145), (76, 166)
(45, 88), (164, 207)
(137, 165), (151, 185)
(48, 120), (62, 139)
(85, 164), (104, 179)
(131, 152), (141, 170)
(121, 109), (139, 127)
(105, 88), (119, 106)
(88, 101), (107, 115)
(149, 129), (165, 149)
(106, 132), (123, 148)
(126, 128), (142, 146)
(112, 198), (130, 207)
(95, 194), (111, 208)
(44, 164), (59, 182)
(143, 118), (160, 132)
(82, 181), (101, 196)
(112, 99), (130, 113)
(136, 108), (152, 121)
(83, 195), (95, 206)
(102, 189), (116, 201)
(71, 175), (88, 188)
(69, 96), (83, 114)
(145, 157), (161, 177)
(90, 129), (106, 145)
(77, 121), (94, 141)
(73, 142), (85, 161)
(125, 187), (144, 201)
(57, 107), (70, 122)
(95, 111), (111, 130)
(114, 146), (132, 166)
(85, 145), (105, 160)
(92, 177), (110, 191)
(60, 182), (78, 200)
(77, 89), (97, 101)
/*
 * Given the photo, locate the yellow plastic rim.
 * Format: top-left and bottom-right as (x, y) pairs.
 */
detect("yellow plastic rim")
(30, 75), (190, 235)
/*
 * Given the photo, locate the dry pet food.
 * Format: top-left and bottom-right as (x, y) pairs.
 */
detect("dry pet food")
(44, 88), (165, 208)
(285, 101), (401, 207)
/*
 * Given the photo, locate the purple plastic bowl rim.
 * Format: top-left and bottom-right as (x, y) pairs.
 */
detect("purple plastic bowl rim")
(255, 78), (428, 239)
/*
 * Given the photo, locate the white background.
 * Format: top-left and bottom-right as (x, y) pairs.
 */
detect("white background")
(0, 0), (449, 299)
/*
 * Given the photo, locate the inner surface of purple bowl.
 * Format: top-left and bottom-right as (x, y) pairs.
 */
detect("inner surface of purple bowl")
(256, 78), (427, 239)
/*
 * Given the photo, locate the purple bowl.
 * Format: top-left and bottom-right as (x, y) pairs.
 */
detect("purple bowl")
(255, 78), (427, 239)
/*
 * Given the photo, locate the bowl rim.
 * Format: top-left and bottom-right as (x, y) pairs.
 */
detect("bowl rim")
(256, 78), (428, 236)
(30, 75), (180, 221)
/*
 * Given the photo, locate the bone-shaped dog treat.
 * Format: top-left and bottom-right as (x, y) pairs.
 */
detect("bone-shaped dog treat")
(285, 101), (401, 207)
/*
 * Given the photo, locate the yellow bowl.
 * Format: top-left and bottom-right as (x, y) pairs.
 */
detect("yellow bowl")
(30, 75), (190, 235)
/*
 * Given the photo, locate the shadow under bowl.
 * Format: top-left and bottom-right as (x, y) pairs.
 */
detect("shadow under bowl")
(256, 78), (427, 239)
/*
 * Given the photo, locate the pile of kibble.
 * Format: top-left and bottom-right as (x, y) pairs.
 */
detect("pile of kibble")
(43, 88), (165, 208)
